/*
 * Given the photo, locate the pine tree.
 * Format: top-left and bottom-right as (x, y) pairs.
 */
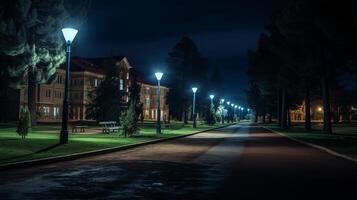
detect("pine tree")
(17, 106), (31, 139)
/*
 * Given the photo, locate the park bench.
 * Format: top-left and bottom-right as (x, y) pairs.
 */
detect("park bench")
(99, 121), (120, 133)
(72, 125), (88, 133)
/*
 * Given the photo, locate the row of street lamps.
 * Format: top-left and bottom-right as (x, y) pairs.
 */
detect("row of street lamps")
(59, 27), (250, 144)
(153, 72), (250, 134)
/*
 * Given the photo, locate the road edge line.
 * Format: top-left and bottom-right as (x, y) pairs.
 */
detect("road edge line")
(260, 125), (357, 164)
(0, 123), (235, 171)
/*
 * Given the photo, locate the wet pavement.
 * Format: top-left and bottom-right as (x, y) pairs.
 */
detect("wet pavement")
(1, 123), (357, 199)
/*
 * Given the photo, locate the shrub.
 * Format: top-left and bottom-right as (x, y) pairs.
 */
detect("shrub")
(17, 106), (31, 139)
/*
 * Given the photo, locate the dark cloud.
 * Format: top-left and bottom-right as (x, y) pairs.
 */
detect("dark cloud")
(74, 0), (272, 102)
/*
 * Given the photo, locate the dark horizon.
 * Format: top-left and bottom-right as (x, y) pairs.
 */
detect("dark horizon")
(74, 0), (272, 102)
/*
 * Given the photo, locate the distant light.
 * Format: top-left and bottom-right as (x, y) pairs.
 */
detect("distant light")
(61, 28), (78, 43)
(235, 105), (238, 108)
(155, 72), (163, 81)
(227, 101), (230, 105)
(192, 87), (198, 93)
(209, 95), (215, 100)
(247, 108), (250, 112)
(317, 106), (323, 112)
(231, 104), (234, 107)
(241, 107), (244, 111)
(238, 106), (241, 109)
(221, 99), (225, 103)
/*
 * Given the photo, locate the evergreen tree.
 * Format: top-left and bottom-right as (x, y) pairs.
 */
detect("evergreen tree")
(120, 77), (141, 137)
(17, 106), (31, 139)
(87, 71), (123, 123)
(0, 0), (89, 125)
(167, 37), (209, 123)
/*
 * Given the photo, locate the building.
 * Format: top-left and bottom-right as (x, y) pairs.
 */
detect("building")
(19, 56), (168, 122)
(139, 81), (169, 121)
(290, 100), (324, 122)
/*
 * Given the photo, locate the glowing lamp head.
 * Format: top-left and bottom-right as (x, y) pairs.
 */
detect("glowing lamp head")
(231, 104), (234, 107)
(155, 72), (163, 81)
(221, 99), (225, 103)
(247, 108), (250, 112)
(235, 105), (238, 108)
(61, 28), (78, 43)
(241, 107), (244, 111)
(227, 101), (230, 105)
(209, 95), (214, 100)
(317, 106), (323, 112)
(192, 87), (198, 93)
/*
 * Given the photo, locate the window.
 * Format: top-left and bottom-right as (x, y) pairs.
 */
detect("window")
(145, 87), (150, 95)
(44, 89), (51, 97)
(119, 79), (123, 90)
(53, 107), (60, 118)
(127, 72), (129, 80)
(145, 97), (150, 105)
(43, 106), (50, 115)
(94, 79), (98, 87)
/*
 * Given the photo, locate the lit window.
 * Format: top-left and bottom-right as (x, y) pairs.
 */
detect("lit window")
(120, 79), (123, 90)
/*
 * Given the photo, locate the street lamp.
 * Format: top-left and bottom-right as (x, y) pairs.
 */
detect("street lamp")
(209, 95), (214, 106)
(192, 87), (198, 128)
(221, 99), (225, 103)
(60, 27), (78, 144)
(155, 72), (163, 135)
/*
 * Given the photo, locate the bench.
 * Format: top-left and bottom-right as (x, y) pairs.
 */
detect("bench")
(72, 125), (88, 133)
(99, 121), (120, 133)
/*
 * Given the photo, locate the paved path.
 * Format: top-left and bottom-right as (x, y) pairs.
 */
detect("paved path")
(0, 123), (357, 199)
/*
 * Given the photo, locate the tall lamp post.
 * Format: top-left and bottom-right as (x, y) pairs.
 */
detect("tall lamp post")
(192, 87), (198, 128)
(60, 28), (78, 144)
(231, 104), (235, 122)
(234, 105), (238, 122)
(155, 72), (163, 135)
(209, 95), (214, 108)
(220, 99), (225, 124)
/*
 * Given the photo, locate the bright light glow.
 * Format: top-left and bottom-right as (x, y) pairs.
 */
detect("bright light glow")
(241, 107), (244, 111)
(317, 106), (323, 112)
(209, 95), (214, 99)
(231, 104), (234, 107)
(221, 99), (225, 103)
(235, 105), (238, 108)
(155, 72), (163, 81)
(247, 108), (250, 112)
(238, 106), (241, 109)
(61, 28), (78, 43)
(192, 87), (198, 93)
(227, 101), (230, 105)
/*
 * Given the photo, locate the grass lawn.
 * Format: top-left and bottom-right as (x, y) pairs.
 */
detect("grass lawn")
(0, 121), (230, 165)
(263, 123), (357, 159)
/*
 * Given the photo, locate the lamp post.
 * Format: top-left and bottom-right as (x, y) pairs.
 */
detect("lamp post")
(234, 105), (238, 122)
(209, 95), (214, 108)
(155, 72), (163, 135)
(192, 87), (198, 128)
(231, 104), (234, 122)
(220, 99), (225, 124)
(60, 28), (78, 144)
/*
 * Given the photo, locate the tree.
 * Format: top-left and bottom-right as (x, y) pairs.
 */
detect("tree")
(17, 106), (31, 139)
(167, 37), (209, 123)
(87, 70), (124, 123)
(205, 101), (216, 125)
(120, 77), (141, 137)
(0, 0), (89, 125)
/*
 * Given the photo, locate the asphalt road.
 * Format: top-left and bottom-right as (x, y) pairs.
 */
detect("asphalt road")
(1, 122), (357, 200)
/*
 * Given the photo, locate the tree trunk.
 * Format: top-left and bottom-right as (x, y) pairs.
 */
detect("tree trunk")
(287, 107), (291, 129)
(281, 88), (287, 129)
(254, 111), (258, 123)
(28, 68), (37, 126)
(305, 87), (312, 130)
(262, 113), (266, 123)
(321, 76), (332, 134)
(183, 108), (188, 124)
(277, 88), (281, 127)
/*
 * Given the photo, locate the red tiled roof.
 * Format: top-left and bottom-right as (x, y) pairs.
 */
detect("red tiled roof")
(59, 58), (105, 74)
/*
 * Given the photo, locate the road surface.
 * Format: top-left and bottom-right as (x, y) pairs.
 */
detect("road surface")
(0, 122), (357, 199)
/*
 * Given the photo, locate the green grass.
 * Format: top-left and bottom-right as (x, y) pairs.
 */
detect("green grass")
(0, 122), (229, 165)
(264, 124), (357, 159)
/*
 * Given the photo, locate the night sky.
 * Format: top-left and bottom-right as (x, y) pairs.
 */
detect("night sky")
(75, 0), (272, 104)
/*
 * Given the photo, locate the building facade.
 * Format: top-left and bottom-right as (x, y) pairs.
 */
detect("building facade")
(19, 56), (169, 122)
(139, 82), (169, 121)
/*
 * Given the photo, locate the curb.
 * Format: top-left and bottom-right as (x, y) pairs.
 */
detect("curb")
(0, 124), (235, 171)
(261, 125), (357, 164)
